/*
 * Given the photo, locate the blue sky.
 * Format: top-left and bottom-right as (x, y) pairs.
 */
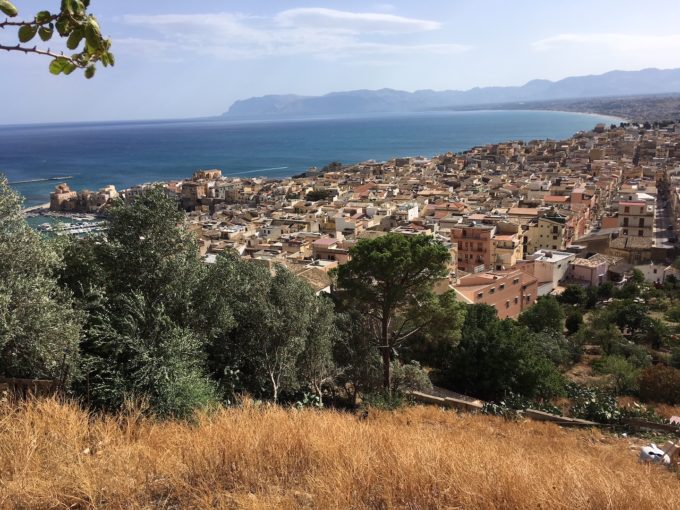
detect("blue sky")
(1, 0), (680, 124)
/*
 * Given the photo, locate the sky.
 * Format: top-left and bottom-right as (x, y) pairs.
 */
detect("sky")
(1, 0), (680, 124)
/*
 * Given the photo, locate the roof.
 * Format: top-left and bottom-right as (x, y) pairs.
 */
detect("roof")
(544, 195), (570, 203)
(313, 237), (338, 247)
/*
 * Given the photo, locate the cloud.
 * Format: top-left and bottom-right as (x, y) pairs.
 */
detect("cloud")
(533, 33), (680, 52)
(120, 8), (467, 61)
(274, 8), (441, 33)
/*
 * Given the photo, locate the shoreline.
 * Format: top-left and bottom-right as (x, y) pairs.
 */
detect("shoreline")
(12, 110), (623, 211)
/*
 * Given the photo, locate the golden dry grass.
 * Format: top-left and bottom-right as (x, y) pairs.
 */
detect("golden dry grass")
(0, 399), (678, 510)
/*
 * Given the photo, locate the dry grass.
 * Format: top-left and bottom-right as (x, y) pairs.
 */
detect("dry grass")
(0, 399), (678, 509)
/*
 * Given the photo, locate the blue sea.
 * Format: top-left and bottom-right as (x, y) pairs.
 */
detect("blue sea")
(0, 110), (619, 207)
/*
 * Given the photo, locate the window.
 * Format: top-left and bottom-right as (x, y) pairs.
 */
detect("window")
(490, 287), (495, 294)
(500, 284), (505, 289)
(506, 300), (510, 309)
(639, 218), (645, 227)
(638, 230), (644, 237)
(514, 297), (519, 304)
(624, 206), (630, 213)
(477, 292), (484, 299)
(513, 278), (519, 284)
(623, 217), (629, 227)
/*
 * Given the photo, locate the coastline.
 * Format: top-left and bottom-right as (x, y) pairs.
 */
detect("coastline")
(7, 109), (619, 210)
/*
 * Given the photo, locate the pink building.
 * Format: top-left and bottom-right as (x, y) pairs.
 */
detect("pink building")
(567, 258), (608, 287)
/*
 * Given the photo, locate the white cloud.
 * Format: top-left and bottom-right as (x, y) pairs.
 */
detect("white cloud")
(274, 8), (441, 33)
(533, 33), (680, 52)
(120, 8), (467, 61)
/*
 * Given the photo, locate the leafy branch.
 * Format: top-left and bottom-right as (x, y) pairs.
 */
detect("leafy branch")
(0, 0), (114, 78)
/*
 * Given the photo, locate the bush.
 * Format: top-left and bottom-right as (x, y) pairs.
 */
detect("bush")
(671, 346), (680, 369)
(565, 310), (583, 335)
(391, 361), (432, 393)
(637, 365), (680, 404)
(567, 384), (622, 424)
(592, 355), (640, 394)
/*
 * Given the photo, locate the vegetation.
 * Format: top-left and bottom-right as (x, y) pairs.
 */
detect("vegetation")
(336, 233), (455, 390)
(0, 0), (113, 78)
(3, 179), (680, 425)
(0, 398), (677, 510)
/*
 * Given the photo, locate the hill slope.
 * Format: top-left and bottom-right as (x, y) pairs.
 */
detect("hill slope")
(225, 68), (680, 117)
(1, 399), (677, 509)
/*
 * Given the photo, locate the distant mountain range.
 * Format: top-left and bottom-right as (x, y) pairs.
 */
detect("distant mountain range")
(224, 68), (680, 117)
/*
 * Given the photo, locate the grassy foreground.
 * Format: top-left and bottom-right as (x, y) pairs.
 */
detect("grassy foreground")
(0, 400), (677, 509)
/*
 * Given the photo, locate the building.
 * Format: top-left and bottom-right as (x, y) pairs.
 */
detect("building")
(452, 269), (538, 319)
(450, 223), (495, 273)
(567, 257), (609, 287)
(618, 200), (655, 239)
(525, 211), (572, 255)
(491, 223), (523, 270)
(517, 249), (575, 295)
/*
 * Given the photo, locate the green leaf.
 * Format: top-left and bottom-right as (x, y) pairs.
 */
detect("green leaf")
(84, 65), (96, 79)
(18, 25), (38, 43)
(35, 10), (52, 24)
(49, 58), (70, 75)
(84, 19), (102, 51)
(0, 0), (18, 17)
(62, 62), (77, 75)
(66, 29), (83, 50)
(55, 18), (69, 37)
(38, 26), (53, 42)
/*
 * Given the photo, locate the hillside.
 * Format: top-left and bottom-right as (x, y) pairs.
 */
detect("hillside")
(1, 399), (677, 509)
(224, 68), (680, 117)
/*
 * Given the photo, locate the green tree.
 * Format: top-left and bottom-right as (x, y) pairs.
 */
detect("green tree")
(0, 0), (114, 78)
(565, 310), (583, 335)
(334, 309), (383, 406)
(442, 305), (564, 400)
(82, 292), (216, 418)
(336, 233), (451, 390)
(518, 295), (564, 333)
(296, 296), (338, 401)
(559, 285), (587, 306)
(593, 355), (640, 394)
(59, 189), (214, 415)
(0, 176), (82, 383)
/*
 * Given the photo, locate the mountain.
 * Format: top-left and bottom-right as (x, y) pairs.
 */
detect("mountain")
(224, 68), (680, 117)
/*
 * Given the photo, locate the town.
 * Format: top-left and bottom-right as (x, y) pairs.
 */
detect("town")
(46, 121), (680, 316)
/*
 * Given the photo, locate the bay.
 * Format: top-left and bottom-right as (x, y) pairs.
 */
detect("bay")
(0, 110), (619, 207)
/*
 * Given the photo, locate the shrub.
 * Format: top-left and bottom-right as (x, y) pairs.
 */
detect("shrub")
(565, 310), (583, 335)
(671, 346), (680, 369)
(592, 355), (640, 394)
(391, 361), (432, 393)
(665, 305), (680, 323)
(567, 384), (622, 424)
(637, 365), (680, 404)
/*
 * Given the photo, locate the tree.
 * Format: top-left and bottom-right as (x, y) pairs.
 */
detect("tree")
(296, 296), (339, 402)
(442, 305), (564, 400)
(334, 309), (383, 406)
(0, 176), (82, 383)
(565, 310), (583, 335)
(336, 233), (451, 391)
(559, 285), (587, 306)
(82, 292), (216, 418)
(0, 0), (114, 78)
(593, 355), (640, 394)
(59, 189), (214, 416)
(518, 295), (564, 334)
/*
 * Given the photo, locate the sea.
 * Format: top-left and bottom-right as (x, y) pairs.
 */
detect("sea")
(0, 110), (620, 208)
